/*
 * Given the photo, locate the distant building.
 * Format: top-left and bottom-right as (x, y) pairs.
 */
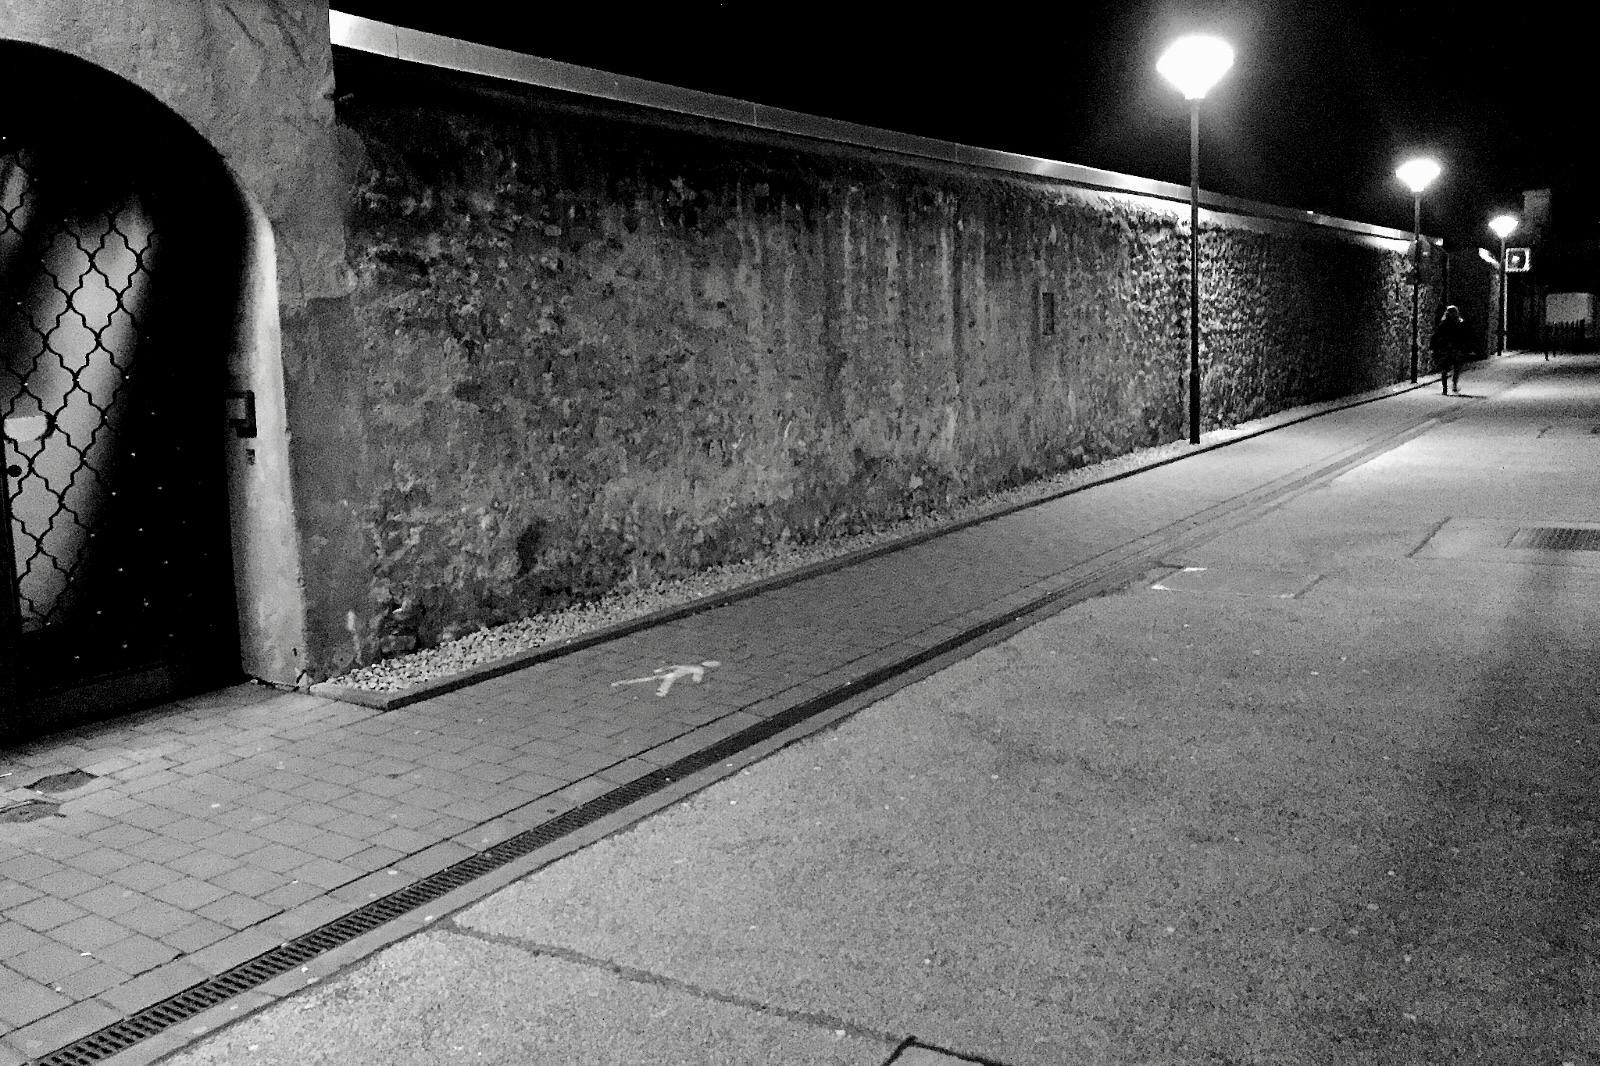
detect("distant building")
(1507, 187), (1599, 347)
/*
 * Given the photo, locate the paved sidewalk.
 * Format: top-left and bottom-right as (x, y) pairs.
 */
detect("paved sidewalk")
(0, 359), (1535, 1065)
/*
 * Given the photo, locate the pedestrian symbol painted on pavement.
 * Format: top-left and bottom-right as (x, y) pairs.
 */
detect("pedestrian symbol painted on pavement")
(611, 661), (721, 697)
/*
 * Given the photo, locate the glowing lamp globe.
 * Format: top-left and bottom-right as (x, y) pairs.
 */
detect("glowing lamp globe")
(1157, 36), (1234, 100)
(1395, 158), (1441, 194)
(1488, 215), (1518, 239)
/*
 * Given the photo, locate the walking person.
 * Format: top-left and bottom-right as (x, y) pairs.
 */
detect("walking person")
(1431, 304), (1473, 395)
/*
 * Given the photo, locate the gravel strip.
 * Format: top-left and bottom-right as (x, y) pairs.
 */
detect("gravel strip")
(323, 391), (1388, 695)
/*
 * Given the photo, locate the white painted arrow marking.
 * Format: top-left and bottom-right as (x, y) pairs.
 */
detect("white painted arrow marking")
(611, 660), (722, 697)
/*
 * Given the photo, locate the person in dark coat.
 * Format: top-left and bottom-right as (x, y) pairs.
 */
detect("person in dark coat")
(1431, 305), (1473, 395)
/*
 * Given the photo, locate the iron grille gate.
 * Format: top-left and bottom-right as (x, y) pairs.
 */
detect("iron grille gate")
(1, 113), (241, 740)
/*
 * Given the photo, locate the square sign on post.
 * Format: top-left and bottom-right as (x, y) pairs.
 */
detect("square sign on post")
(1505, 247), (1532, 272)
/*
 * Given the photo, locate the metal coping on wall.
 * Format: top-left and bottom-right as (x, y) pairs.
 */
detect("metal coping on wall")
(327, 11), (1419, 249)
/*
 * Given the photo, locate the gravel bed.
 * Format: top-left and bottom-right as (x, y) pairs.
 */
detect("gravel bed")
(322, 420), (1287, 694)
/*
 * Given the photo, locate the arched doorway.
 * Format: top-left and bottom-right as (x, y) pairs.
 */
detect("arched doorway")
(1, 44), (246, 740)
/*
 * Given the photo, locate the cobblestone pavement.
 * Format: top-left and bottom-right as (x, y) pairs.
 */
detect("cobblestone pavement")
(0, 366), (1523, 1065)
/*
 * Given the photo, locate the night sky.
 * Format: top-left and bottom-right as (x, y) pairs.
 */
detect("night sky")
(331, 1), (1581, 248)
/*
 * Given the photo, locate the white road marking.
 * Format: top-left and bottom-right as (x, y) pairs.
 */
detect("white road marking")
(611, 660), (722, 697)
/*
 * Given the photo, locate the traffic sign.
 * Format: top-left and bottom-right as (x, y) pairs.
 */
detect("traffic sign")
(1505, 247), (1532, 272)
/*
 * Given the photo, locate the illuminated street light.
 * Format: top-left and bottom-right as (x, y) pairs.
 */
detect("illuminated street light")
(1395, 157), (1440, 383)
(1488, 214), (1518, 356)
(1158, 35), (1234, 445)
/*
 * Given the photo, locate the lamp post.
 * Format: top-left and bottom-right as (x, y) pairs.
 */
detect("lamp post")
(1488, 215), (1518, 357)
(1158, 35), (1233, 444)
(1395, 158), (1441, 384)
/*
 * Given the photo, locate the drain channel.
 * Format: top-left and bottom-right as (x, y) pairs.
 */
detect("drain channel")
(1507, 526), (1600, 551)
(31, 410), (1447, 1066)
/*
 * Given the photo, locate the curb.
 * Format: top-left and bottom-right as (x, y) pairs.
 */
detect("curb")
(311, 374), (1442, 712)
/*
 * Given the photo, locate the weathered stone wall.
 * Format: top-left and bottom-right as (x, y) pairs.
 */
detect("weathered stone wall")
(330, 58), (1448, 664)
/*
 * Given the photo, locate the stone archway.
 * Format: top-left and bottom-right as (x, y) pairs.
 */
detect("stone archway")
(0, 40), (304, 741)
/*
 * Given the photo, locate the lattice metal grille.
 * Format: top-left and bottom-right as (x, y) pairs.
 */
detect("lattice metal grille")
(1507, 527), (1600, 552)
(2, 148), (157, 633)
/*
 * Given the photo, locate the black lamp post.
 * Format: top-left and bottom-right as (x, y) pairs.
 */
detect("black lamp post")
(1158, 35), (1233, 445)
(1488, 215), (1518, 356)
(1395, 158), (1441, 384)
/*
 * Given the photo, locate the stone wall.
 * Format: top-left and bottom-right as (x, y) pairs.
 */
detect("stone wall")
(327, 55), (1454, 665)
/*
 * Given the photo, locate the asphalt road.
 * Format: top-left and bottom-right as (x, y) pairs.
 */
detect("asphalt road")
(162, 355), (1600, 1066)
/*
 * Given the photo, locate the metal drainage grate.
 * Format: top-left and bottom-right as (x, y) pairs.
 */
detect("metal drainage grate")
(33, 571), (1101, 1066)
(1507, 527), (1600, 552)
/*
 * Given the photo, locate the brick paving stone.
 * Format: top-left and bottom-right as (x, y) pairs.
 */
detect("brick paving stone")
(113, 759), (175, 783)
(33, 867), (104, 901)
(167, 849), (240, 882)
(91, 932), (178, 976)
(288, 858), (361, 891)
(342, 845), (405, 875)
(0, 921), (49, 961)
(351, 775), (413, 799)
(61, 847), (139, 878)
(594, 758), (655, 786)
(250, 790), (300, 814)
(255, 880), (323, 910)
(4, 997), (120, 1058)
(68, 885), (142, 920)
(174, 752), (236, 776)
(277, 801), (344, 828)
(330, 868), (414, 904)
(0, 854), (63, 883)
(458, 762), (519, 785)
(50, 915), (131, 953)
(131, 836), (196, 865)
(255, 819), (324, 849)
(197, 828), (270, 858)
(453, 818), (522, 850)
(108, 861), (184, 894)
(149, 877), (229, 910)
(182, 928), (284, 977)
(0, 881), (40, 911)
(367, 825), (437, 855)
(247, 844), (317, 875)
(278, 825), (359, 861)
(186, 776), (255, 801)
(120, 899), (193, 939)
(502, 771), (564, 796)
(9, 832), (92, 864)
(122, 769), (184, 795)
(79, 816), (150, 851)
(262, 898), (352, 943)
(161, 816), (226, 844)
(8, 939), (95, 983)
(53, 960), (130, 1000)
(196, 894), (281, 931)
(388, 785), (453, 813)
(99, 958), (209, 1015)
(549, 776), (616, 806)
(440, 800), (503, 824)
(157, 917), (232, 955)
(394, 840), (476, 877)
(5, 896), (86, 933)
(209, 864), (288, 898)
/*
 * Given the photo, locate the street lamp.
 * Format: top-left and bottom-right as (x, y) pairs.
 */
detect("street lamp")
(1395, 157), (1441, 383)
(1158, 34), (1233, 444)
(1488, 214), (1518, 356)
